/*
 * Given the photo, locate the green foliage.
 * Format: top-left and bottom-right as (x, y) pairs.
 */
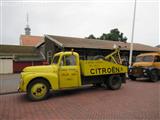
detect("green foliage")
(85, 34), (96, 39)
(86, 28), (127, 42)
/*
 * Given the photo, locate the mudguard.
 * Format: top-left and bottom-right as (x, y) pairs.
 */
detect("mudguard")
(20, 72), (59, 92)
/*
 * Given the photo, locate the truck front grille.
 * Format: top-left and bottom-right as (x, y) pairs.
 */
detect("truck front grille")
(132, 67), (143, 74)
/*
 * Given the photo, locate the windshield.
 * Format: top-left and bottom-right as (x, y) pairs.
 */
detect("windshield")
(136, 55), (154, 62)
(52, 55), (60, 64)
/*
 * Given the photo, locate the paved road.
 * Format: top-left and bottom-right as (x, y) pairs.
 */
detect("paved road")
(0, 80), (159, 120)
(0, 74), (20, 94)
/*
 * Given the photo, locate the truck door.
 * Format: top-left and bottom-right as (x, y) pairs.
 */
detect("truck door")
(59, 54), (80, 88)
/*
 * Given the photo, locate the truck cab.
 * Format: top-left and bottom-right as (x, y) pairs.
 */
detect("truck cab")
(19, 52), (82, 99)
(129, 52), (160, 82)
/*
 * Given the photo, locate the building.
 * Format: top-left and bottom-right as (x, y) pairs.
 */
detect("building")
(0, 45), (45, 73)
(1, 33), (158, 73)
(20, 35), (44, 46)
(37, 35), (159, 63)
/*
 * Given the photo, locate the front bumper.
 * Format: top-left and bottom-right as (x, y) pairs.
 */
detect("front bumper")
(128, 67), (149, 78)
(18, 88), (22, 92)
(18, 78), (25, 92)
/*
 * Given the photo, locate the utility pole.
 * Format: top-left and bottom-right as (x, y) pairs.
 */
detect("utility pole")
(129, 0), (137, 67)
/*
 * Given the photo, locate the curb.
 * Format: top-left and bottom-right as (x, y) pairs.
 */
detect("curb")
(0, 91), (19, 95)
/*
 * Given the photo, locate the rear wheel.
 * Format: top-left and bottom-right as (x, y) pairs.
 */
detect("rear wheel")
(150, 70), (158, 82)
(27, 79), (50, 101)
(106, 75), (122, 90)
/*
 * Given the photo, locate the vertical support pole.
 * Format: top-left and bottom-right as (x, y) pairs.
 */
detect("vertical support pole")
(129, 0), (137, 67)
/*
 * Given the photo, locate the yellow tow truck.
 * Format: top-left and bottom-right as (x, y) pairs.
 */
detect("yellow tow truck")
(18, 48), (128, 101)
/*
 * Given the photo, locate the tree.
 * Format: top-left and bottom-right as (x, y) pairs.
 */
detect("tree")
(100, 28), (127, 42)
(86, 28), (127, 42)
(85, 34), (96, 39)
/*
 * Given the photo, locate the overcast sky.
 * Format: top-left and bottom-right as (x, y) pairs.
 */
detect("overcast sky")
(0, 0), (159, 46)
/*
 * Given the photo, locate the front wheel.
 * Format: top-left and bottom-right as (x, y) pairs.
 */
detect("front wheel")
(27, 79), (50, 101)
(106, 75), (122, 90)
(150, 70), (159, 82)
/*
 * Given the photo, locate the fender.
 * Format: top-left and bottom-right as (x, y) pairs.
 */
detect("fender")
(145, 67), (159, 72)
(142, 67), (160, 78)
(22, 72), (59, 92)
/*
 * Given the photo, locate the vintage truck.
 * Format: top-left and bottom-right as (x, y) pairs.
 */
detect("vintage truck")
(129, 52), (160, 82)
(18, 48), (128, 101)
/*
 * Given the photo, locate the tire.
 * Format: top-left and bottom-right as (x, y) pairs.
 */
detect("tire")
(93, 55), (105, 60)
(27, 79), (50, 101)
(129, 75), (136, 81)
(150, 70), (158, 82)
(106, 75), (122, 90)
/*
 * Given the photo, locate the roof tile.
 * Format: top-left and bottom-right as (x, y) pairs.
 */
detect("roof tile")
(20, 35), (44, 46)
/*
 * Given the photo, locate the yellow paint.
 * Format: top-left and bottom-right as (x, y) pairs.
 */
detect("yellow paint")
(133, 62), (153, 67)
(59, 66), (81, 88)
(80, 60), (127, 76)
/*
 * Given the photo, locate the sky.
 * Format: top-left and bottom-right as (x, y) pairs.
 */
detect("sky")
(0, 0), (159, 47)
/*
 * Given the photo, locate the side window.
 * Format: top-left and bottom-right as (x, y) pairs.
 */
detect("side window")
(154, 56), (160, 62)
(61, 55), (76, 66)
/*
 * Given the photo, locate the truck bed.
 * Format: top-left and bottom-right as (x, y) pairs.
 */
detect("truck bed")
(80, 60), (128, 76)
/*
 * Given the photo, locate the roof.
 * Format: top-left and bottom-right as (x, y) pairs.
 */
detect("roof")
(45, 35), (159, 52)
(138, 52), (160, 57)
(0, 44), (38, 55)
(0, 45), (45, 61)
(20, 35), (44, 46)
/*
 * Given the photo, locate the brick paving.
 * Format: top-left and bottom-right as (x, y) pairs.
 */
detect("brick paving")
(0, 80), (159, 120)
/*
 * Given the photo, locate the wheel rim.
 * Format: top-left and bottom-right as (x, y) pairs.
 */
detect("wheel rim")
(31, 83), (47, 99)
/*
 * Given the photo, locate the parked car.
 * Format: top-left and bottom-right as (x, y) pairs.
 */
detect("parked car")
(129, 52), (160, 82)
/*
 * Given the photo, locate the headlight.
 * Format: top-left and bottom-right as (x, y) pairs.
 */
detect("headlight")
(143, 69), (148, 75)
